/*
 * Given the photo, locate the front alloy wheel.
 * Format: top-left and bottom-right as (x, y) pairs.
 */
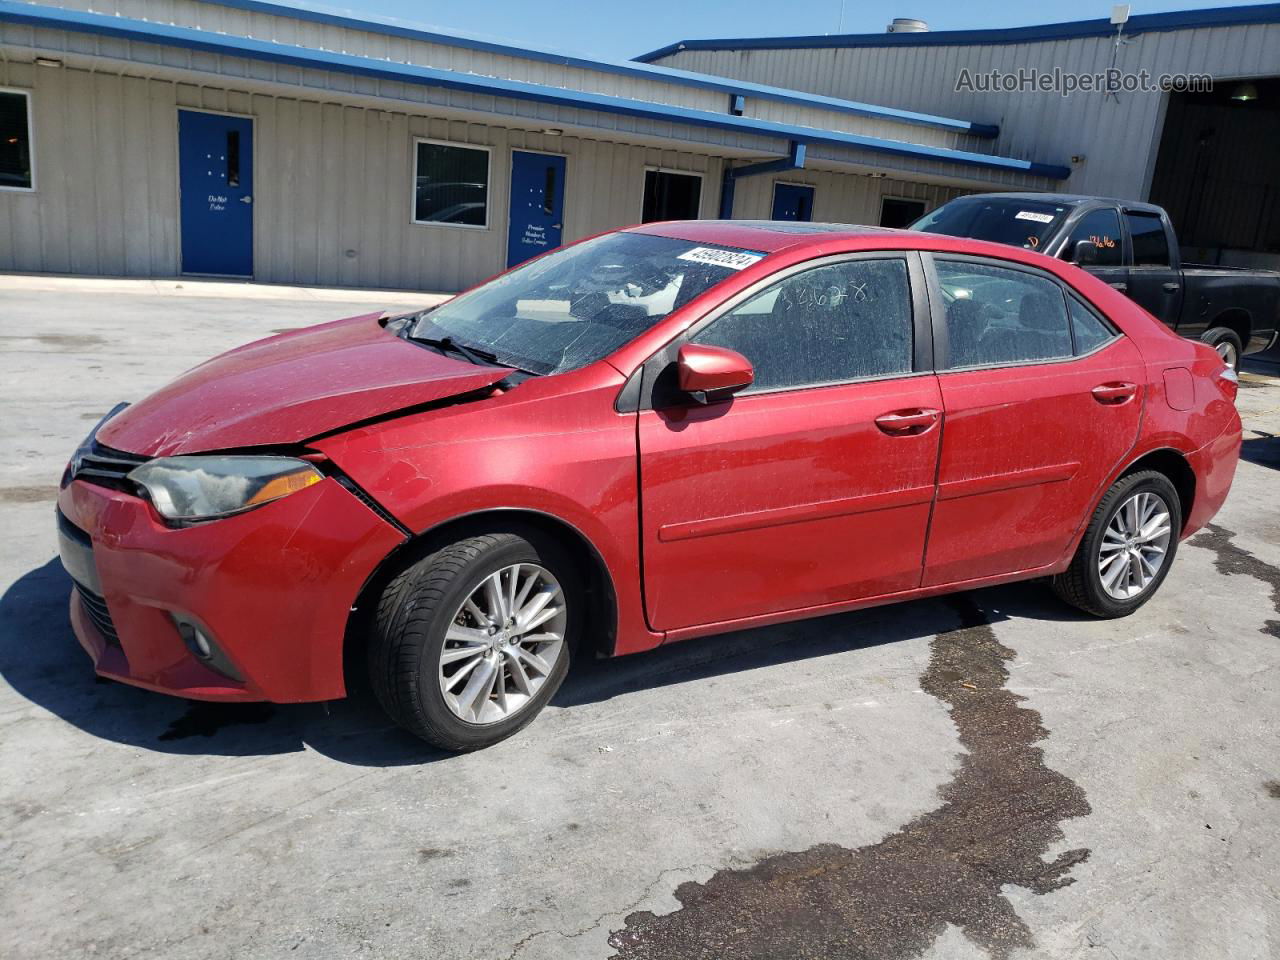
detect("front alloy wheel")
(439, 563), (567, 725)
(368, 532), (578, 751)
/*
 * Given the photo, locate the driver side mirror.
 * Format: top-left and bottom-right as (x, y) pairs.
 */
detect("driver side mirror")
(677, 343), (754, 404)
(1072, 239), (1099, 266)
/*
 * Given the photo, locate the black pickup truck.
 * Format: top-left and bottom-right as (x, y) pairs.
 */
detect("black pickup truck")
(912, 193), (1280, 368)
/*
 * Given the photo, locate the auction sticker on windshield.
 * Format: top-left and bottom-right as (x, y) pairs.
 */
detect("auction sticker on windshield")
(677, 247), (765, 270)
(1014, 210), (1056, 223)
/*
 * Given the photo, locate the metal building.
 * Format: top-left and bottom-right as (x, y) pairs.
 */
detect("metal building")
(641, 4), (1280, 269)
(0, 0), (1071, 290)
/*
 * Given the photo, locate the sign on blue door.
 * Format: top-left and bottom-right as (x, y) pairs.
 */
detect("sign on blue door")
(178, 110), (254, 276)
(772, 183), (814, 222)
(507, 151), (566, 268)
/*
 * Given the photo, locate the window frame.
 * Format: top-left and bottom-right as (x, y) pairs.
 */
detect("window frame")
(924, 252), (1120, 373)
(1058, 206), (1124, 268)
(623, 250), (933, 411)
(640, 166), (704, 223)
(0, 87), (35, 193)
(410, 136), (492, 230)
(879, 195), (927, 229)
(1122, 210), (1171, 269)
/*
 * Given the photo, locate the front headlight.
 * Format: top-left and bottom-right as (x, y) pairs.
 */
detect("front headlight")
(128, 456), (324, 521)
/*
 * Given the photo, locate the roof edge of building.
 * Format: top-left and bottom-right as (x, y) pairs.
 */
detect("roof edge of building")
(634, 2), (1280, 61)
(143, 0), (998, 137)
(0, 2), (1067, 177)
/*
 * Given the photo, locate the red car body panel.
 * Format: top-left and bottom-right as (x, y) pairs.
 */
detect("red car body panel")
(58, 221), (1242, 703)
(59, 476), (404, 702)
(97, 313), (509, 457)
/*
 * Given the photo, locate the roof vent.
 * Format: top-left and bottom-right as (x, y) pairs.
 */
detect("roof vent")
(887, 18), (929, 33)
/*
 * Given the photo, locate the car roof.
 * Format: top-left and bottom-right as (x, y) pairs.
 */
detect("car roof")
(944, 192), (1166, 214)
(626, 219), (913, 253)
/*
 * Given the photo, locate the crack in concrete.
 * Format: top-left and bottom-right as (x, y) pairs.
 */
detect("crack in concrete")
(1189, 524), (1280, 638)
(606, 594), (1091, 960)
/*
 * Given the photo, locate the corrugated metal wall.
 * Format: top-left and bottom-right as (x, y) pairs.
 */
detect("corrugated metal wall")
(655, 22), (1280, 200)
(28, 0), (988, 151)
(0, 61), (730, 290)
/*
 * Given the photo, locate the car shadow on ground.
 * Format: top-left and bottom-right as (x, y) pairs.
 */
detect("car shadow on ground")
(1, 558), (1089, 766)
(1241, 431), (1280, 471)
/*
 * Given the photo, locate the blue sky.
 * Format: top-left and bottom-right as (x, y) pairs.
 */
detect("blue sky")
(320, 0), (1273, 61)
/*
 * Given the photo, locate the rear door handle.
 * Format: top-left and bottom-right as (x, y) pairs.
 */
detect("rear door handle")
(875, 408), (940, 434)
(1091, 382), (1138, 404)
(1162, 281), (1180, 293)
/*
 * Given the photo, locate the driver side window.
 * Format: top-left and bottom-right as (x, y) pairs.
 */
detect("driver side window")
(1060, 209), (1123, 267)
(691, 258), (913, 392)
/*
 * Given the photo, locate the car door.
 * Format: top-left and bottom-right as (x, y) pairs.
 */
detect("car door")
(921, 254), (1145, 586)
(636, 253), (942, 632)
(1123, 210), (1183, 329)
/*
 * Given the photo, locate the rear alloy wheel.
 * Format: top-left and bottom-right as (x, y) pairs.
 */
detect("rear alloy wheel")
(1052, 470), (1181, 618)
(368, 532), (577, 751)
(1202, 326), (1243, 372)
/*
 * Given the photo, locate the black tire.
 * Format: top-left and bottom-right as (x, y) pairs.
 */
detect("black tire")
(1051, 470), (1182, 618)
(368, 532), (579, 751)
(1202, 326), (1243, 372)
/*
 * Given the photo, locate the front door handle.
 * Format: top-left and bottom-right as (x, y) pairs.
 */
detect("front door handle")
(1109, 281), (1128, 292)
(1091, 382), (1138, 404)
(1162, 281), (1180, 293)
(875, 408), (940, 435)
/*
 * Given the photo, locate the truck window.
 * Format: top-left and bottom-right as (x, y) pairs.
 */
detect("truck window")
(1125, 212), (1170, 267)
(911, 197), (1068, 251)
(1060, 209), (1123, 267)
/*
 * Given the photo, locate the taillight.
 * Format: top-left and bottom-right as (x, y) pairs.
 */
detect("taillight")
(1217, 364), (1239, 403)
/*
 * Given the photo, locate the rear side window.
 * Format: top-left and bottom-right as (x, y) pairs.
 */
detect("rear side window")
(1060, 209), (1123, 267)
(935, 259), (1072, 368)
(1068, 297), (1117, 354)
(1125, 212), (1170, 267)
(692, 258), (913, 391)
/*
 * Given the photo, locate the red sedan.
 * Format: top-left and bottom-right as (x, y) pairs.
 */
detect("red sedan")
(57, 222), (1242, 750)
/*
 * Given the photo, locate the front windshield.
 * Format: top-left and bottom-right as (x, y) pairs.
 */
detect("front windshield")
(411, 232), (767, 375)
(911, 197), (1069, 252)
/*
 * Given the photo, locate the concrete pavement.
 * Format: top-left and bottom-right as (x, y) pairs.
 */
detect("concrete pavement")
(1, 279), (1277, 960)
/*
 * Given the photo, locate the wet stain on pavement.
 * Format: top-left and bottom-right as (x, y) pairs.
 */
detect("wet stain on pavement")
(609, 594), (1091, 960)
(0, 486), (57, 504)
(1189, 524), (1280, 638)
(158, 701), (276, 741)
(1265, 781), (1280, 799)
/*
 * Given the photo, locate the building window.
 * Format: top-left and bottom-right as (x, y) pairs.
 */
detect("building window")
(642, 170), (701, 222)
(0, 90), (33, 191)
(880, 196), (926, 228)
(413, 140), (489, 227)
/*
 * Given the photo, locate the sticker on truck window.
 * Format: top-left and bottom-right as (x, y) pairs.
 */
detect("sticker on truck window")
(677, 247), (765, 270)
(1014, 210), (1056, 223)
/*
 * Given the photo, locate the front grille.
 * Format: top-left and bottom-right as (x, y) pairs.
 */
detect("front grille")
(70, 440), (149, 492)
(75, 584), (120, 647)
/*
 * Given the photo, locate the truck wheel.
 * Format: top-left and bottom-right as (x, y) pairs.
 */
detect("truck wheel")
(1202, 326), (1243, 371)
(368, 532), (578, 751)
(1051, 470), (1181, 618)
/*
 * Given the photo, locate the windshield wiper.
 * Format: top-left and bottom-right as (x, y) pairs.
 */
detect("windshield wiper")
(409, 332), (501, 367)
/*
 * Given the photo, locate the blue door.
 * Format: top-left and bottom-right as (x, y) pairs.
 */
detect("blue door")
(507, 151), (566, 268)
(178, 110), (253, 276)
(772, 183), (814, 222)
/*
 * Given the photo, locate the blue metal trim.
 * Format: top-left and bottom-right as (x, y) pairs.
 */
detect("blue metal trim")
(636, 3), (1280, 59)
(719, 141), (806, 218)
(0, 3), (1066, 179)
(128, 0), (998, 138)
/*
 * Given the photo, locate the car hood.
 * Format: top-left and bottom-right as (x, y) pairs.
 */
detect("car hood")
(97, 313), (510, 457)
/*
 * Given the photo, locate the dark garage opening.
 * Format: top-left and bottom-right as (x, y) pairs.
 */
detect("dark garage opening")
(1149, 76), (1280, 270)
